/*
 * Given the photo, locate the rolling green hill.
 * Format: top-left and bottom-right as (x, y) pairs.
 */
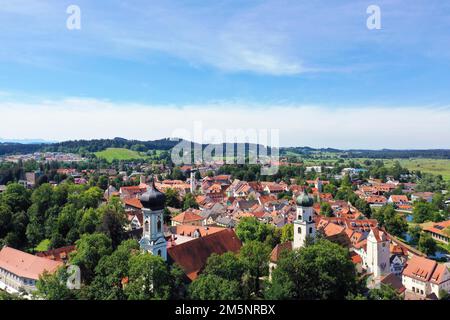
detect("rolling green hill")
(94, 148), (146, 162)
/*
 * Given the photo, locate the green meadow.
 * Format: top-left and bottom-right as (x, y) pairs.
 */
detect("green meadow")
(94, 148), (147, 162)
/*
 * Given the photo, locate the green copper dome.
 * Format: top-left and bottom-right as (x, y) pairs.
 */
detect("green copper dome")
(296, 192), (314, 207)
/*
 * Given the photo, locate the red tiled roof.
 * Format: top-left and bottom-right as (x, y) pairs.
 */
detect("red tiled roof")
(172, 209), (203, 224)
(270, 241), (292, 263)
(0, 247), (63, 280)
(350, 252), (362, 264)
(171, 225), (226, 237)
(123, 197), (143, 209)
(36, 246), (76, 263)
(424, 220), (450, 238)
(167, 229), (242, 281)
(402, 256), (446, 283)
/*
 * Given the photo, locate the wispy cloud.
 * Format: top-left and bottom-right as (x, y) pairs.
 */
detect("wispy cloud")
(1, 0), (449, 75)
(1, 96), (449, 149)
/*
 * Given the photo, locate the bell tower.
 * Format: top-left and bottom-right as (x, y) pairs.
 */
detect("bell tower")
(139, 181), (167, 261)
(293, 191), (316, 249)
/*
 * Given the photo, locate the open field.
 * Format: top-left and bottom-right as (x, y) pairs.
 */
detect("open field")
(385, 158), (450, 181)
(285, 152), (450, 181)
(94, 148), (147, 162)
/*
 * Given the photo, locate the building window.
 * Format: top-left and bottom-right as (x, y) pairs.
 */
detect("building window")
(298, 227), (301, 234)
(309, 227), (313, 234)
(298, 215), (302, 220)
(157, 249), (162, 256)
(309, 216), (312, 222)
(157, 218), (162, 233)
(144, 221), (149, 233)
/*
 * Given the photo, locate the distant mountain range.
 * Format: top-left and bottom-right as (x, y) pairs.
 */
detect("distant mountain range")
(0, 138), (57, 144)
(0, 137), (449, 159)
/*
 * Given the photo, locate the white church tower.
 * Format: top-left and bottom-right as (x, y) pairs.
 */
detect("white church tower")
(293, 191), (316, 249)
(139, 181), (167, 261)
(366, 227), (390, 279)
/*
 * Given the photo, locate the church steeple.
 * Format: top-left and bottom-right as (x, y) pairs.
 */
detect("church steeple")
(139, 179), (167, 260)
(293, 191), (316, 249)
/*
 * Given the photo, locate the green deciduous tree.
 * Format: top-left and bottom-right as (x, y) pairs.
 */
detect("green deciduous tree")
(188, 274), (241, 300)
(70, 233), (113, 284)
(368, 284), (403, 300)
(418, 232), (437, 256)
(239, 241), (271, 297)
(266, 239), (358, 300)
(125, 253), (172, 300)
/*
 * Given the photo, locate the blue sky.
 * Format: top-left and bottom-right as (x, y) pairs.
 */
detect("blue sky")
(0, 0), (450, 148)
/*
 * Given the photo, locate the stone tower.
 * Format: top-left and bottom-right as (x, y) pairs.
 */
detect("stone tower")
(366, 227), (390, 279)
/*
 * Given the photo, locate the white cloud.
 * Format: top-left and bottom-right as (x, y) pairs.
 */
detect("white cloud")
(0, 97), (449, 149)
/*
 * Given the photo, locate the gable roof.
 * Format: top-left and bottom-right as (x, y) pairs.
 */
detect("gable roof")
(167, 229), (242, 281)
(402, 256), (448, 284)
(172, 209), (203, 224)
(270, 241), (292, 263)
(123, 197), (143, 209)
(0, 247), (63, 280)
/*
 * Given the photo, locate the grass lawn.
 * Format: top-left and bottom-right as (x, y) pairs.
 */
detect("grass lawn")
(35, 239), (50, 252)
(94, 148), (147, 162)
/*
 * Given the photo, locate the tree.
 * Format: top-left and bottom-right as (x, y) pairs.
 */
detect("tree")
(418, 232), (437, 256)
(236, 216), (273, 243)
(35, 268), (75, 300)
(203, 252), (245, 281)
(239, 241), (271, 297)
(280, 223), (294, 243)
(96, 199), (127, 248)
(412, 201), (436, 223)
(266, 239), (358, 300)
(1, 183), (31, 213)
(70, 233), (113, 284)
(320, 202), (333, 217)
(188, 274), (242, 300)
(368, 284), (403, 300)
(182, 192), (199, 210)
(88, 239), (139, 300)
(373, 205), (407, 237)
(165, 188), (181, 208)
(408, 225), (422, 245)
(125, 253), (172, 300)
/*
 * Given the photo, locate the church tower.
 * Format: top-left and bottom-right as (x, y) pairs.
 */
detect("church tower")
(139, 181), (167, 261)
(293, 191), (316, 249)
(366, 227), (390, 279)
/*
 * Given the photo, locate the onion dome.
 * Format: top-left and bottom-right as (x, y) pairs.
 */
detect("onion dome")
(140, 180), (165, 211)
(296, 191), (314, 207)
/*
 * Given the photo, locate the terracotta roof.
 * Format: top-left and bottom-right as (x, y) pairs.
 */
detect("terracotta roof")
(167, 229), (242, 281)
(381, 273), (406, 293)
(323, 222), (346, 237)
(172, 209), (203, 224)
(424, 220), (450, 238)
(35, 246), (76, 263)
(350, 252), (362, 264)
(402, 256), (448, 284)
(270, 241), (293, 263)
(123, 197), (143, 209)
(171, 225), (226, 238)
(390, 195), (409, 203)
(0, 247), (63, 280)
